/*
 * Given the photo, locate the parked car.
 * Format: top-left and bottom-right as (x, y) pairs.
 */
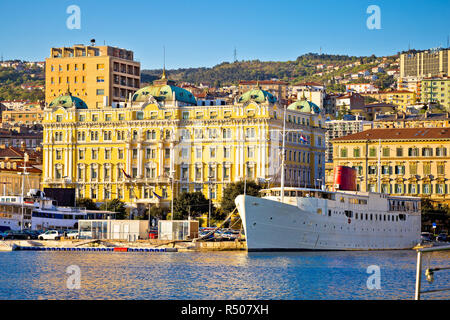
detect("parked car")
(38, 230), (61, 240)
(0, 230), (12, 240)
(421, 232), (433, 242)
(64, 230), (79, 239)
(436, 233), (448, 242)
(22, 229), (40, 239)
(1, 230), (33, 240)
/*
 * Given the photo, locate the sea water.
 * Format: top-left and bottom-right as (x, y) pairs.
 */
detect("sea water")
(0, 250), (448, 300)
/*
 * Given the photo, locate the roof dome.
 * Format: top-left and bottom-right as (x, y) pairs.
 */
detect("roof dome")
(237, 88), (277, 104)
(49, 93), (88, 109)
(287, 99), (321, 114)
(132, 80), (197, 105)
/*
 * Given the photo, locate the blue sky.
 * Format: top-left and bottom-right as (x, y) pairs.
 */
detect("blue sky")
(0, 0), (449, 69)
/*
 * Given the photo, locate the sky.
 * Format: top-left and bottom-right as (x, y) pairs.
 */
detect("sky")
(0, 0), (449, 70)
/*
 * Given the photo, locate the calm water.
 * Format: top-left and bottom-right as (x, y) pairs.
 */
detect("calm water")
(0, 250), (449, 300)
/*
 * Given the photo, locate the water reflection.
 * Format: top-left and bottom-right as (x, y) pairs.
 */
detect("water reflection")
(0, 250), (448, 300)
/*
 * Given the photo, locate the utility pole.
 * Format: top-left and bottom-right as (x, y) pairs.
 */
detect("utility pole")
(18, 152), (31, 231)
(208, 175), (214, 228)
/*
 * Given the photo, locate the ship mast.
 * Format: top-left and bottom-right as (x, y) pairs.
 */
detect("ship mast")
(377, 139), (381, 193)
(280, 105), (287, 203)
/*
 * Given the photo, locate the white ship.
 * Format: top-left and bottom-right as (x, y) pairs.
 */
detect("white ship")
(235, 106), (421, 251)
(0, 190), (114, 231)
(235, 188), (421, 251)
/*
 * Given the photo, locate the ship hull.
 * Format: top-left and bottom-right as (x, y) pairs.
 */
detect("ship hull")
(235, 195), (421, 251)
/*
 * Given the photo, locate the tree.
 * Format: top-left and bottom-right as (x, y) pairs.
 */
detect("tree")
(99, 199), (127, 219)
(173, 192), (211, 220)
(76, 198), (98, 210)
(220, 181), (262, 214)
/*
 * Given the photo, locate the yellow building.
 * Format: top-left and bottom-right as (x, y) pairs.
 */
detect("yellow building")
(1, 108), (44, 126)
(362, 90), (416, 112)
(331, 127), (450, 206)
(42, 76), (325, 214)
(421, 77), (450, 111)
(45, 43), (140, 109)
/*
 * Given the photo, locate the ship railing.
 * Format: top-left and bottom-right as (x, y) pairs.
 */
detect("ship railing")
(414, 244), (450, 300)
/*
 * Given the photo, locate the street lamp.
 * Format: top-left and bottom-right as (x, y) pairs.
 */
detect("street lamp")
(207, 175), (214, 228)
(315, 178), (323, 190)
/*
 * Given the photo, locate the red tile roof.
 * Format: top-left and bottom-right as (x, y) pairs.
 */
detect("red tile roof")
(333, 128), (450, 142)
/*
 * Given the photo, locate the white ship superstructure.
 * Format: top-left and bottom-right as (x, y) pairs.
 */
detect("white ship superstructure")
(235, 188), (421, 251)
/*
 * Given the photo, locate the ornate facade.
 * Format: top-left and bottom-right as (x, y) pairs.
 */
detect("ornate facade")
(42, 78), (325, 213)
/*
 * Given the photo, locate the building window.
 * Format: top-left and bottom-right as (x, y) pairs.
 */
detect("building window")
(340, 148), (348, 158)
(396, 148), (403, 157)
(353, 148), (360, 158)
(91, 167), (97, 179)
(196, 147), (202, 159)
(165, 148), (170, 159)
(92, 150), (98, 160)
(224, 147), (230, 158)
(436, 147), (447, 157)
(96, 89), (105, 95)
(223, 167), (230, 180)
(422, 148), (433, 157)
(408, 148), (419, 157)
(104, 149), (111, 160)
(395, 165), (405, 175)
(210, 147), (216, 158)
(382, 148), (390, 157)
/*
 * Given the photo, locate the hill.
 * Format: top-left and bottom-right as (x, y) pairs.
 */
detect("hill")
(0, 63), (45, 101)
(141, 53), (398, 90)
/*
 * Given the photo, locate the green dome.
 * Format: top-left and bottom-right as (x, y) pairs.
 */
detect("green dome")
(49, 94), (88, 109)
(132, 84), (197, 105)
(238, 89), (277, 104)
(287, 99), (321, 114)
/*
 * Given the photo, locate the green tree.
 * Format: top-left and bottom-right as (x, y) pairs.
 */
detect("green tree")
(173, 191), (211, 220)
(99, 199), (127, 219)
(76, 198), (98, 210)
(220, 181), (262, 214)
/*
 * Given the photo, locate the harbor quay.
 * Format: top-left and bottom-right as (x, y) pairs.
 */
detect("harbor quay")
(0, 238), (247, 252)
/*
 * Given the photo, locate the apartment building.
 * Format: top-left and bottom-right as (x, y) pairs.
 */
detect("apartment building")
(331, 128), (450, 206)
(45, 42), (141, 108)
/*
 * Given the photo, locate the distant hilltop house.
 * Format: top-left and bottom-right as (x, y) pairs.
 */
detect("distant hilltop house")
(20, 84), (44, 91)
(345, 83), (379, 94)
